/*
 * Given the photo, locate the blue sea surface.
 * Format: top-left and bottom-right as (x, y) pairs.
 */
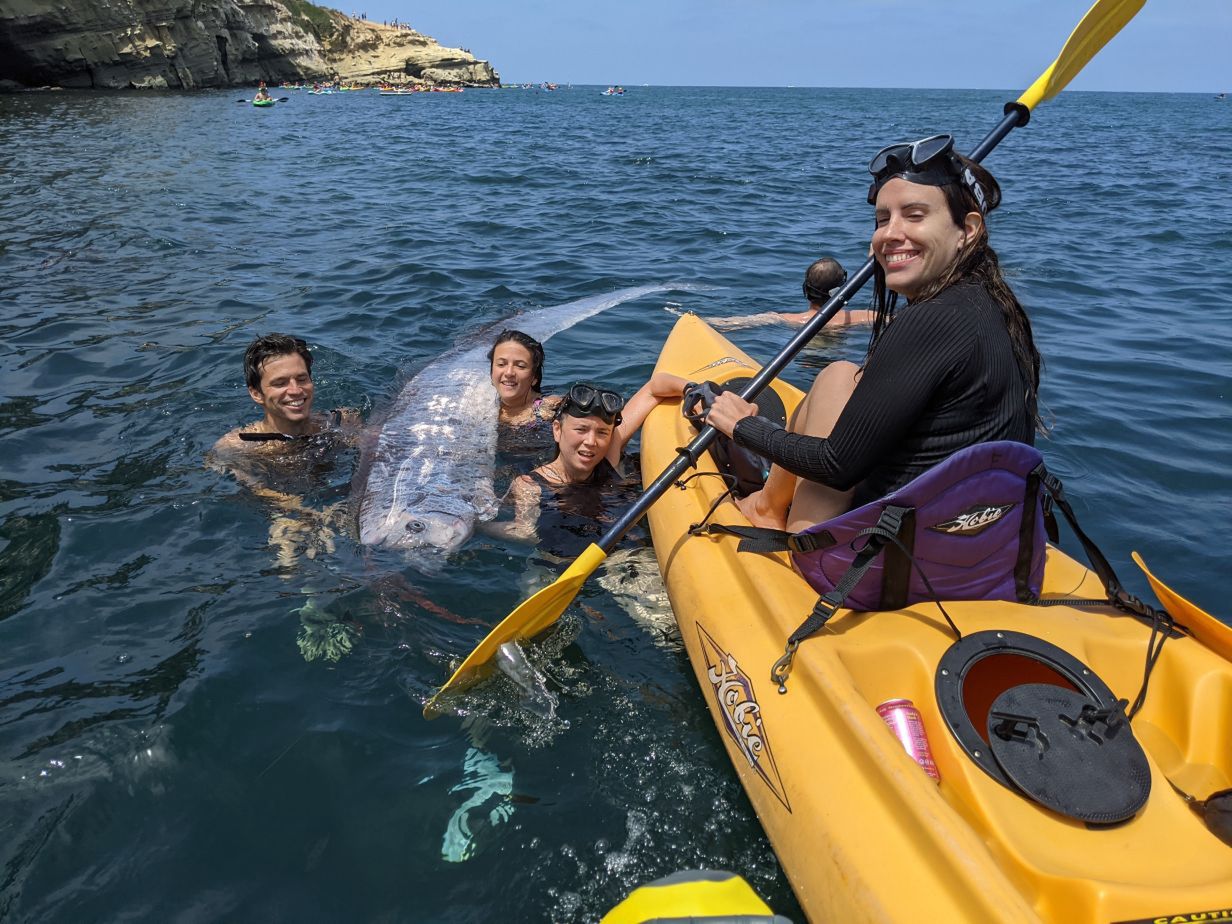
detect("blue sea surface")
(1, 85), (1230, 921)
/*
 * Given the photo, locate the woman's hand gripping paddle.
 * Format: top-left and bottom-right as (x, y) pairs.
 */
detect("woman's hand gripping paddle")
(1133, 552), (1232, 661)
(424, 0), (1147, 718)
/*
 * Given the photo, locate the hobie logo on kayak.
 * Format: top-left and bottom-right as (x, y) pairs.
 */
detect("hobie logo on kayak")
(697, 624), (791, 812)
(928, 503), (1015, 537)
(1112, 909), (1232, 924)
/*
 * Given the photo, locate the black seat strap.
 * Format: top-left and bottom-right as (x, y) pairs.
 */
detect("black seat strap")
(771, 506), (910, 693)
(1015, 464), (1044, 602)
(879, 507), (915, 610)
(689, 521), (838, 555)
(1038, 470), (1178, 720)
(1039, 473), (1173, 627)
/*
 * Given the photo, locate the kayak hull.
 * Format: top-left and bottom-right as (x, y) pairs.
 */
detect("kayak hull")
(642, 313), (1232, 922)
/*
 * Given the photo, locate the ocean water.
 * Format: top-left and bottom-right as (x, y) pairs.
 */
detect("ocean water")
(1, 85), (1229, 922)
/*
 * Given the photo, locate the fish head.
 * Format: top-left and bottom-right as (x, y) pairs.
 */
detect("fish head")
(359, 501), (474, 573)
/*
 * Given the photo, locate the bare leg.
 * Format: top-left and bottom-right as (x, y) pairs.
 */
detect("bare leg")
(734, 389), (814, 530)
(736, 361), (860, 532)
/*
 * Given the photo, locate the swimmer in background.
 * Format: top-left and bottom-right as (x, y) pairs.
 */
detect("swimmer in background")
(670, 257), (873, 331)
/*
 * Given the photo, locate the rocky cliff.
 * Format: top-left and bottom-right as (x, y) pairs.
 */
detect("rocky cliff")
(0, 0), (498, 89)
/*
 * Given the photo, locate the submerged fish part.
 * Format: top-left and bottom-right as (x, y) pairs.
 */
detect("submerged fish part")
(597, 547), (680, 649)
(356, 284), (692, 568)
(441, 747), (515, 863)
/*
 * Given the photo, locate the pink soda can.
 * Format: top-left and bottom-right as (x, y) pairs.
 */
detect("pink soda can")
(876, 698), (941, 782)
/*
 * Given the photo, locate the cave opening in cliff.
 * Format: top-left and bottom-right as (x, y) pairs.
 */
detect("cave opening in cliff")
(216, 35), (230, 79)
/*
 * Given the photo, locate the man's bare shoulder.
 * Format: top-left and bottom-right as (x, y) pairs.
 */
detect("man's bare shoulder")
(212, 428), (247, 454)
(208, 428), (250, 471)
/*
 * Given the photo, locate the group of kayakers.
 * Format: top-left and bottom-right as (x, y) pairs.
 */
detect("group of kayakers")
(266, 81), (463, 93)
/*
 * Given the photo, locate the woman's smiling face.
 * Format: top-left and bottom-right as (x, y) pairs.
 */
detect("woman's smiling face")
(872, 178), (978, 300)
(490, 341), (537, 408)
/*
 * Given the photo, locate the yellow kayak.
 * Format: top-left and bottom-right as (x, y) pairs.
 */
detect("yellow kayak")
(641, 313), (1232, 922)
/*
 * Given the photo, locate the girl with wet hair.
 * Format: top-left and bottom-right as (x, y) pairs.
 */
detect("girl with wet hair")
(487, 329), (564, 456)
(707, 135), (1043, 533)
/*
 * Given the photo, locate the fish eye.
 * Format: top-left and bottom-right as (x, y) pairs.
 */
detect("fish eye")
(406, 521), (426, 534)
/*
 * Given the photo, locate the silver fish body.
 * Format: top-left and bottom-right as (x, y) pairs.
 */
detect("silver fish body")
(355, 284), (684, 570)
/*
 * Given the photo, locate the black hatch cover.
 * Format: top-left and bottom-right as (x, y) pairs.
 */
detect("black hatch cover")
(987, 683), (1151, 824)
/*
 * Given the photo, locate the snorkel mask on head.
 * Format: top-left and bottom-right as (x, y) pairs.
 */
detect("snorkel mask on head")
(803, 267), (848, 304)
(867, 133), (990, 214)
(557, 382), (624, 426)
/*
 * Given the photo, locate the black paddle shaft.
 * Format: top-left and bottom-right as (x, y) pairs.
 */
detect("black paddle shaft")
(596, 105), (1030, 555)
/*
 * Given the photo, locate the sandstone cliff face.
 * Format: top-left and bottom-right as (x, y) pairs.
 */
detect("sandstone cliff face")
(0, 0), (498, 89)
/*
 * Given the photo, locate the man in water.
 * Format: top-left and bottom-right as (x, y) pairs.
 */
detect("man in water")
(210, 333), (360, 571)
(779, 256), (869, 327)
(212, 333), (358, 452)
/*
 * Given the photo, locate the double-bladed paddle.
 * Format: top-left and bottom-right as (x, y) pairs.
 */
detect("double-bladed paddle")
(424, 0), (1148, 716)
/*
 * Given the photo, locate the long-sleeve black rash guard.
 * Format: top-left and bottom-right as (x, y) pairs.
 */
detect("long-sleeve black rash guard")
(733, 280), (1035, 508)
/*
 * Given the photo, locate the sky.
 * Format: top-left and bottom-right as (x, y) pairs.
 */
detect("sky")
(347, 1), (1228, 93)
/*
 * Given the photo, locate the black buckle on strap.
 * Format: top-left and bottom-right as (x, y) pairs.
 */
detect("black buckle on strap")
(787, 530), (836, 554)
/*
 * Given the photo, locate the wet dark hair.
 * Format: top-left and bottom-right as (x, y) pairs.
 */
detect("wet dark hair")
(803, 257), (846, 305)
(868, 154), (1043, 431)
(244, 333), (313, 392)
(488, 329), (545, 391)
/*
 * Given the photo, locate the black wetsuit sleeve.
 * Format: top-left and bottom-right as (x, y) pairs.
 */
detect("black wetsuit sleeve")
(733, 298), (977, 491)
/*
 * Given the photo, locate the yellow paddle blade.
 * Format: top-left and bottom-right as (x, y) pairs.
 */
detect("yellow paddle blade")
(1132, 551), (1232, 661)
(1017, 0), (1145, 112)
(423, 543), (608, 717)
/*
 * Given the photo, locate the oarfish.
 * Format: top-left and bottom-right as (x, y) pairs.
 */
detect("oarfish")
(354, 284), (683, 571)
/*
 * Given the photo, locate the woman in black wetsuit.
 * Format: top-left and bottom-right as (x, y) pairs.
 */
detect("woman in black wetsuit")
(707, 134), (1043, 533)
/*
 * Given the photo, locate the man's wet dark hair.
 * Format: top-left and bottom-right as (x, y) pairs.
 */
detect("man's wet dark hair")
(803, 257), (847, 305)
(244, 334), (313, 392)
(487, 329), (545, 391)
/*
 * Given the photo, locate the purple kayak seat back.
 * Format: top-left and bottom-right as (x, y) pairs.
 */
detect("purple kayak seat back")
(792, 440), (1046, 611)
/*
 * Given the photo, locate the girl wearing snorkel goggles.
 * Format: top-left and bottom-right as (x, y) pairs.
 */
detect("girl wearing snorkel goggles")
(484, 374), (690, 546)
(706, 133), (1043, 534)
